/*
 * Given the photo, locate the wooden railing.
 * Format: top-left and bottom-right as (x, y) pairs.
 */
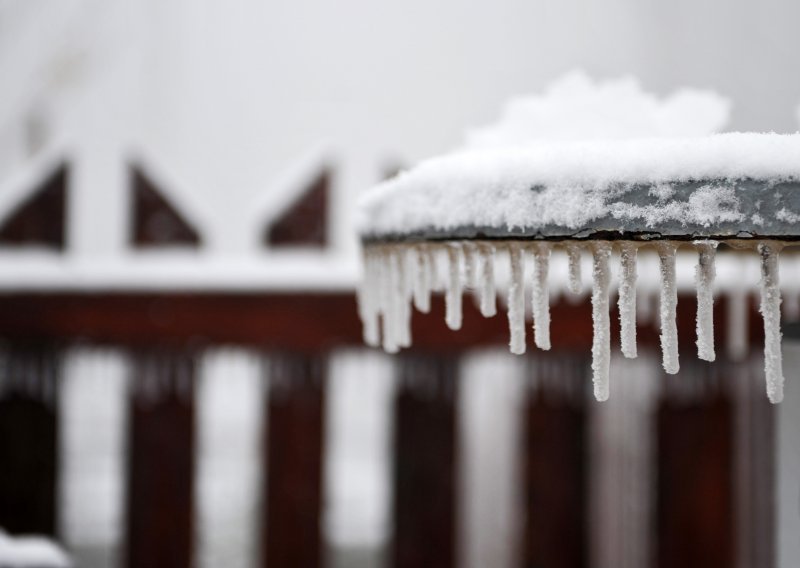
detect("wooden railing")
(0, 291), (774, 568)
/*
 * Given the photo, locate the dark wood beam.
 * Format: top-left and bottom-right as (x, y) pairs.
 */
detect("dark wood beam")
(0, 347), (59, 536)
(392, 354), (458, 568)
(263, 354), (326, 568)
(523, 388), (587, 568)
(657, 395), (733, 568)
(126, 351), (196, 568)
(0, 292), (765, 352)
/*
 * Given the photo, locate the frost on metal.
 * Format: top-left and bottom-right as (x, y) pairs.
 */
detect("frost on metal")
(359, 239), (793, 403)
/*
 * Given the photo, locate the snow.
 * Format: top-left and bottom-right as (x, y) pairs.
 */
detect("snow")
(507, 244), (526, 355)
(466, 71), (730, 146)
(618, 243), (638, 358)
(591, 242), (612, 401)
(0, 530), (71, 567)
(358, 133), (800, 239)
(759, 242), (785, 403)
(695, 241), (718, 361)
(529, 243), (551, 350)
(657, 243), (680, 374)
(0, 252), (361, 291)
(776, 207), (800, 224)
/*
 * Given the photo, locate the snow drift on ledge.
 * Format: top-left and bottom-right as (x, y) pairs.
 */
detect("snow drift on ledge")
(358, 133), (800, 239)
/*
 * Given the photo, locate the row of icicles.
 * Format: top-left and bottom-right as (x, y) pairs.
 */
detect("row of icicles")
(358, 240), (786, 403)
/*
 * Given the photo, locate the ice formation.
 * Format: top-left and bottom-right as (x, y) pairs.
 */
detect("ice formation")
(358, 238), (793, 402)
(477, 243), (497, 317)
(618, 243), (638, 359)
(413, 245), (432, 314)
(566, 244), (583, 295)
(591, 242), (612, 401)
(694, 241), (718, 361)
(445, 245), (463, 330)
(656, 243), (680, 374)
(530, 243), (551, 350)
(759, 242), (784, 403)
(507, 244), (526, 355)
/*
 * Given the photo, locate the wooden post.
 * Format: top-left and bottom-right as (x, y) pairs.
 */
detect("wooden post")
(657, 394), (733, 568)
(126, 351), (196, 568)
(0, 346), (59, 536)
(393, 353), (458, 568)
(263, 354), (326, 568)
(523, 361), (588, 568)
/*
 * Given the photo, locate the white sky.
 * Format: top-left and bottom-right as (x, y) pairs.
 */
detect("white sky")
(1, 0), (800, 263)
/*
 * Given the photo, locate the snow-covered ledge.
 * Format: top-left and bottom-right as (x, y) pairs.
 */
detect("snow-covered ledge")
(357, 133), (800, 402)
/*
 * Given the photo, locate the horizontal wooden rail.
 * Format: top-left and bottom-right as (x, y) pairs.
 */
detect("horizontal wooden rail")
(0, 291), (765, 352)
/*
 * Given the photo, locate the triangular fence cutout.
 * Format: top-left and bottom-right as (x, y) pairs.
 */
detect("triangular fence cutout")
(0, 164), (67, 250)
(130, 164), (201, 248)
(263, 169), (329, 248)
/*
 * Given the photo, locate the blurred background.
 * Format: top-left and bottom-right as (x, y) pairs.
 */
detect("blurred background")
(1, 0), (800, 567)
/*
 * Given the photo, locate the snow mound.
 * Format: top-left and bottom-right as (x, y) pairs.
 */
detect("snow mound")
(0, 530), (71, 567)
(466, 71), (731, 146)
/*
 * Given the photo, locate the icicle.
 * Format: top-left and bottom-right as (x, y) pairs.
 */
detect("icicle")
(758, 242), (784, 403)
(477, 242), (497, 317)
(656, 242), (679, 374)
(445, 243), (463, 330)
(463, 242), (478, 288)
(413, 244), (432, 313)
(530, 243), (551, 350)
(396, 246), (412, 348)
(428, 245), (442, 291)
(591, 242), (612, 401)
(380, 248), (399, 353)
(507, 244), (526, 354)
(694, 241), (718, 362)
(566, 243), (583, 294)
(618, 242), (638, 359)
(358, 247), (381, 347)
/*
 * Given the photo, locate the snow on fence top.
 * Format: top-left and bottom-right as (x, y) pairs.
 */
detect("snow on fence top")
(358, 133), (800, 241)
